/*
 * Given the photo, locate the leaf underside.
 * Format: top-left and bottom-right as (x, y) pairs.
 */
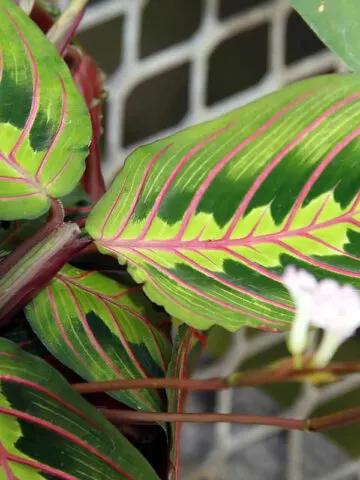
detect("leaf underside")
(289, 0), (360, 73)
(0, 0), (91, 220)
(0, 338), (160, 479)
(87, 74), (360, 332)
(25, 264), (172, 412)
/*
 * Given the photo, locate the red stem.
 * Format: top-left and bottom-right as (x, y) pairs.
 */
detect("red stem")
(99, 406), (360, 433)
(71, 362), (360, 394)
(0, 199), (64, 278)
(99, 409), (306, 431)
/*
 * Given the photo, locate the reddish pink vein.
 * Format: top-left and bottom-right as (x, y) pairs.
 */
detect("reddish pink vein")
(309, 190), (334, 226)
(46, 152), (74, 188)
(0, 192), (41, 200)
(47, 286), (88, 369)
(111, 286), (143, 299)
(2, 9), (40, 160)
(0, 407), (135, 480)
(284, 127), (360, 230)
(274, 240), (360, 277)
(174, 249), (293, 310)
(58, 276), (168, 383)
(348, 191), (360, 214)
(0, 176), (34, 184)
(176, 91), (313, 240)
(303, 233), (360, 261)
(0, 375), (101, 430)
(0, 353), (23, 360)
(130, 248), (288, 325)
(58, 275), (165, 378)
(62, 282), (154, 409)
(101, 205), (357, 251)
(108, 144), (172, 241)
(35, 76), (68, 182)
(66, 270), (94, 281)
(109, 247), (241, 326)
(58, 273), (169, 351)
(0, 151), (39, 191)
(3, 451), (79, 480)
(137, 123), (234, 240)
(0, 441), (17, 480)
(220, 246), (282, 282)
(100, 175), (128, 238)
(224, 92), (360, 239)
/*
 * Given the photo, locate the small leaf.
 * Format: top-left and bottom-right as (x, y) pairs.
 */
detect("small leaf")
(166, 326), (205, 480)
(289, 0), (360, 72)
(25, 264), (172, 412)
(86, 74), (360, 331)
(0, 338), (160, 479)
(0, 0), (91, 220)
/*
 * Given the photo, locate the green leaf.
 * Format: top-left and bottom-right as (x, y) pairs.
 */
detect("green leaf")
(166, 326), (205, 480)
(0, 0), (91, 220)
(289, 0), (360, 72)
(25, 264), (172, 412)
(86, 74), (360, 331)
(0, 338), (160, 479)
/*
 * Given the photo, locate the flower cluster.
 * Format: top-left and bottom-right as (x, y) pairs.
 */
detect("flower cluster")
(283, 266), (360, 367)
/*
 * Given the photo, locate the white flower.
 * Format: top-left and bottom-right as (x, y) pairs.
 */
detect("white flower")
(283, 265), (360, 368)
(311, 280), (360, 367)
(283, 266), (317, 361)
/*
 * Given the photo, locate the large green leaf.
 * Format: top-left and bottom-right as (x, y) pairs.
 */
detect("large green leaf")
(289, 0), (360, 72)
(0, 338), (159, 479)
(86, 74), (360, 331)
(0, 0), (91, 220)
(25, 264), (172, 412)
(166, 326), (205, 480)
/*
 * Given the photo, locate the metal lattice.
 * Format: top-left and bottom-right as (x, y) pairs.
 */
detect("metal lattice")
(57, 1), (359, 478)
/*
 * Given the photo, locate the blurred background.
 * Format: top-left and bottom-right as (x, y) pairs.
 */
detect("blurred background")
(57, 0), (360, 478)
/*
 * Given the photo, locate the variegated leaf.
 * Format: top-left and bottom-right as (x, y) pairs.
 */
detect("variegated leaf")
(25, 264), (172, 412)
(0, 338), (160, 479)
(86, 74), (360, 331)
(166, 326), (205, 480)
(0, 0), (91, 220)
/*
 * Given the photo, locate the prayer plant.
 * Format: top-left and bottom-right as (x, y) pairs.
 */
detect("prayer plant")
(0, 0), (359, 478)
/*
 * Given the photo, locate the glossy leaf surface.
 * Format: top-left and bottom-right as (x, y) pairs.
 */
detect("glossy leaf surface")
(0, 338), (159, 479)
(166, 326), (205, 480)
(0, 0), (91, 220)
(25, 264), (172, 412)
(87, 74), (360, 331)
(289, 0), (360, 72)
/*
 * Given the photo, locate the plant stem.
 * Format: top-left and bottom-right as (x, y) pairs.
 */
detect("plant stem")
(99, 409), (306, 430)
(0, 221), (90, 323)
(308, 405), (360, 432)
(0, 199), (64, 279)
(72, 361), (360, 393)
(100, 405), (360, 433)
